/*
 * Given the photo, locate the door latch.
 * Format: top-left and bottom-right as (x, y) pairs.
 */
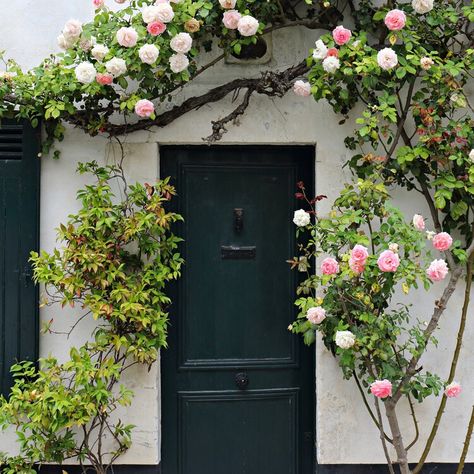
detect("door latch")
(233, 208), (244, 234)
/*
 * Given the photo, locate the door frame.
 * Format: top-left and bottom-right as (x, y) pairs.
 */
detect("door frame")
(159, 144), (316, 473)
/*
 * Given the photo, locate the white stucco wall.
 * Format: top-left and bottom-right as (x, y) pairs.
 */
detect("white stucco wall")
(1, 0), (474, 466)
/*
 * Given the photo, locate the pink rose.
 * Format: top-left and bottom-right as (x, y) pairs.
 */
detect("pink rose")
(293, 80), (311, 97)
(321, 257), (339, 275)
(96, 73), (113, 85)
(332, 25), (351, 46)
(93, 0), (105, 9)
(350, 244), (369, 264)
(349, 258), (365, 274)
(426, 259), (448, 281)
(147, 21), (166, 36)
(412, 214), (425, 230)
(377, 250), (400, 272)
(116, 27), (138, 48)
(135, 99), (155, 118)
(222, 10), (242, 29)
(384, 9), (407, 31)
(445, 382), (462, 398)
(306, 307), (326, 325)
(432, 232), (453, 251)
(370, 380), (392, 398)
(326, 47), (339, 58)
(219, 0), (237, 8)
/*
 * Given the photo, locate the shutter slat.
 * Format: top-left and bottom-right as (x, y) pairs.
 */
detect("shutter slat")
(0, 125), (23, 160)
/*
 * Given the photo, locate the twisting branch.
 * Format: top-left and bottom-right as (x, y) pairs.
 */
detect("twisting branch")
(93, 61), (309, 138)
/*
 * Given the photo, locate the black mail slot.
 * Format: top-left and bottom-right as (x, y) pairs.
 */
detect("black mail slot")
(221, 246), (256, 260)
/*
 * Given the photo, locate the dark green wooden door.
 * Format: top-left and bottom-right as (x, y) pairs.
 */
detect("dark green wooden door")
(161, 146), (315, 474)
(0, 121), (39, 395)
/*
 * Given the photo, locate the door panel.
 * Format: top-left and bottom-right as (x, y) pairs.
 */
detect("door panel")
(161, 146), (314, 474)
(0, 121), (39, 395)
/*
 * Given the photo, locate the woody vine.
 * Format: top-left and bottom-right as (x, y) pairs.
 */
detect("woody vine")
(0, 0), (473, 473)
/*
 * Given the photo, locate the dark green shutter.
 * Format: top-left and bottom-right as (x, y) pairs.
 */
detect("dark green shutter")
(0, 120), (39, 395)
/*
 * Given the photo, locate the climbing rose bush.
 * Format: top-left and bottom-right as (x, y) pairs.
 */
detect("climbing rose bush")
(289, 178), (462, 402)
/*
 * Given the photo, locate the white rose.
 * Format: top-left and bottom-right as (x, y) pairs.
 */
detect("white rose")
(142, 6), (160, 24)
(293, 80), (311, 97)
(57, 34), (75, 50)
(75, 62), (97, 84)
(412, 0), (433, 14)
(105, 57), (127, 77)
(293, 209), (310, 227)
(335, 330), (356, 349)
(389, 243), (399, 253)
(169, 53), (189, 73)
(469, 149), (474, 162)
(313, 39), (328, 60)
(322, 56), (340, 74)
(420, 57), (434, 70)
(139, 44), (160, 64)
(63, 19), (83, 40)
(377, 47), (398, 70)
(170, 32), (193, 54)
(219, 0), (237, 8)
(155, 3), (175, 23)
(237, 15), (259, 37)
(91, 44), (109, 61)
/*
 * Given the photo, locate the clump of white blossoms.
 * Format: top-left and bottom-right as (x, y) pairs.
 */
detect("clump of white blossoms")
(412, 0), (434, 14)
(335, 330), (356, 349)
(313, 39), (328, 60)
(377, 48), (398, 70)
(91, 44), (109, 61)
(322, 56), (340, 74)
(105, 57), (127, 77)
(75, 62), (96, 84)
(293, 209), (311, 227)
(139, 44), (160, 64)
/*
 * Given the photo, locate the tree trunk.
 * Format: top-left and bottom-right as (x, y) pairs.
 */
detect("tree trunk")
(385, 401), (411, 474)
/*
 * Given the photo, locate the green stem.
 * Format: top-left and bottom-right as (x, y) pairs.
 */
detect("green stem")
(413, 250), (474, 473)
(456, 406), (474, 474)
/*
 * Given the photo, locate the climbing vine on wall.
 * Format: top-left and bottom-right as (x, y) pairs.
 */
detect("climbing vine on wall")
(1, 0), (474, 472)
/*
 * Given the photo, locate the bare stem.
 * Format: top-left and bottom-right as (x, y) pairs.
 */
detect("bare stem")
(456, 406), (474, 474)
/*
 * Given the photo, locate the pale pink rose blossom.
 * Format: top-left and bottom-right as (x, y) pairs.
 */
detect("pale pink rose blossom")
(155, 3), (175, 23)
(135, 99), (155, 118)
(412, 214), (425, 230)
(322, 56), (340, 74)
(377, 48), (398, 70)
(115, 0), (127, 3)
(426, 259), (449, 281)
(223, 10), (242, 29)
(306, 307), (326, 325)
(93, 0), (105, 9)
(349, 258), (365, 274)
(432, 232), (453, 251)
(445, 382), (462, 398)
(332, 25), (352, 46)
(147, 21), (166, 36)
(384, 9), (406, 31)
(237, 15), (259, 37)
(116, 27), (138, 47)
(170, 32), (193, 54)
(321, 257), (339, 275)
(139, 44), (160, 64)
(377, 250), (400, 273)
(169, 53), (189, 73)
(370, 380), (392, 398)
(96, 73), (113, 85)
(63, 19), (83, 40)
(219, 0), (237, 8)
(293, 80), (311, 97)
(420, 57), (434, 70)
(351, 244), (369, 264)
